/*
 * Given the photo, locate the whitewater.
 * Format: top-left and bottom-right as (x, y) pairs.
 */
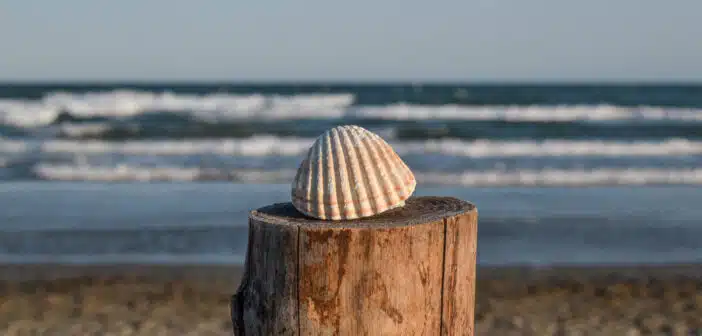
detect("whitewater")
(1, 88), (701, 186)
(2, 90), (702, 128)
(3, 84), (702, 267)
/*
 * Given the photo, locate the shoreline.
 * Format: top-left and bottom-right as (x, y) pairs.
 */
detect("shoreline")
(3, 261), (702, 280)
(1, 263), (701, 335)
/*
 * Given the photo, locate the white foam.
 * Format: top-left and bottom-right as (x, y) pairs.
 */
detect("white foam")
(32, 164), (702, 186)
(398, 138), (702, 157)
(32, 164), (297, 182)
(2, 90), (702, 127)
(0, 90), (354, 127)
(14, 137), (702, 157)
(0, 139), (29, 154)
(33, 164), (205, 182)
(416, 168), (702, 186)
(58, 122), (115, 138)
(37, 136), (314, 156)
(0, 100), (59, 127)
(349, 104), (702, 122)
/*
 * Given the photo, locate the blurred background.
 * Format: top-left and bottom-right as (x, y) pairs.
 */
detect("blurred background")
(1, 1), (701, 334)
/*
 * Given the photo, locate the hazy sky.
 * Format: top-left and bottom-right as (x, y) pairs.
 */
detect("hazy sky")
(1, 0), (700, 82)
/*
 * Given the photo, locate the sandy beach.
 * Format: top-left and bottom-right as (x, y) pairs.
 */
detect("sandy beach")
(0, 264), (700, 335)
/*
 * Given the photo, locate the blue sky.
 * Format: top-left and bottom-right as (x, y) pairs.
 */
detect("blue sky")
(1, 0), (700, 82)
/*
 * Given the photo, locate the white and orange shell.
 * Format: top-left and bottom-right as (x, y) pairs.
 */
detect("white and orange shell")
(291, 125), (416, 220)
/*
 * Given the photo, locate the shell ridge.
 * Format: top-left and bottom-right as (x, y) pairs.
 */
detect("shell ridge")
(343, 126), (369, 217)
(292, 159), (303, 195)
(379, 132), (415, 195)
(322, 130), (335, 219)
(392, 149), (414, 180)
(314, 138), (325, 218)
(330, 128), (351, 219)
(354, 127), (387, 213)
(290, 124), (417, 220)
(367, 133), (404, 205)
(358, 132), (393, 211)
(303, 147), (315, 215)
(297, 141), (313, 216)
(350, 127), (380, 216)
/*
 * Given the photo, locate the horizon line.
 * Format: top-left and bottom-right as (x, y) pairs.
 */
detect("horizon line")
(1, 79), (702, 86)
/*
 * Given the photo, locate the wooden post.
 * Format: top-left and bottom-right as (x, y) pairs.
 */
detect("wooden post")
(231, 196), (478, 336)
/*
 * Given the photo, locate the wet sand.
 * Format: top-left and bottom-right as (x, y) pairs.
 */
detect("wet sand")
(1, 264), (701, 335)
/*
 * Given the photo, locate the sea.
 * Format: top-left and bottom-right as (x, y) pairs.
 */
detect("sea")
(1, 83), (701, 268)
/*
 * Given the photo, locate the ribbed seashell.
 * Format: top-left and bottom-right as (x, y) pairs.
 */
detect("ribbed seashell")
(291, 125), (416, 220)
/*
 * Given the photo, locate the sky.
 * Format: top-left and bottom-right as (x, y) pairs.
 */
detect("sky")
(1, 0), (701, 82)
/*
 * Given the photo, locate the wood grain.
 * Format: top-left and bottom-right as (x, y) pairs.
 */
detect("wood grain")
(441, 210), (479, 336)
(232, 217), (299, 335)
(298, 223), (445, 335)
(232, 196), (477, 336)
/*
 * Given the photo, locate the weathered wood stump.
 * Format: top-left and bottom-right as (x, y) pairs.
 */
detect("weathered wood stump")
(231, 196), (478, 336)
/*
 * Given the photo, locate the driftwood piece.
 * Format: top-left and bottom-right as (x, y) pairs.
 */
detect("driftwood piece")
(232, 196), (478, 336)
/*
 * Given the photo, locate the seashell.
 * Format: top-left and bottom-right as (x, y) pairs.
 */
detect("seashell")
(291, 125), (416, 220)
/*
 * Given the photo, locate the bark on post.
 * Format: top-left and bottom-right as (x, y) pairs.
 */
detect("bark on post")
(232, 196), (478, 336)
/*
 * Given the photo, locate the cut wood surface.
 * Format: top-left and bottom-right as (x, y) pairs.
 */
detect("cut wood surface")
(232, 196), (478, 336)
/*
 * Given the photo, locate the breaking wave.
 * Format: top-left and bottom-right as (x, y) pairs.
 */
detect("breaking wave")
(2, 90), (702, 128)
(3, 137), (702, 157)
(30, 164), (702, 186)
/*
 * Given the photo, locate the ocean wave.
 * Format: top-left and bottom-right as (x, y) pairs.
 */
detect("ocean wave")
(0, 90), (354, 127)
(38, 119), (702, 142)
(31, 165), (296, 182)
(57, 122), (116, 138)
(31, 164), (702, 186)
(5, 137), (702, 158)
(349, 104), (702, 122)
(2, 90), (702, 127)
(417, 169), (702, 186)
